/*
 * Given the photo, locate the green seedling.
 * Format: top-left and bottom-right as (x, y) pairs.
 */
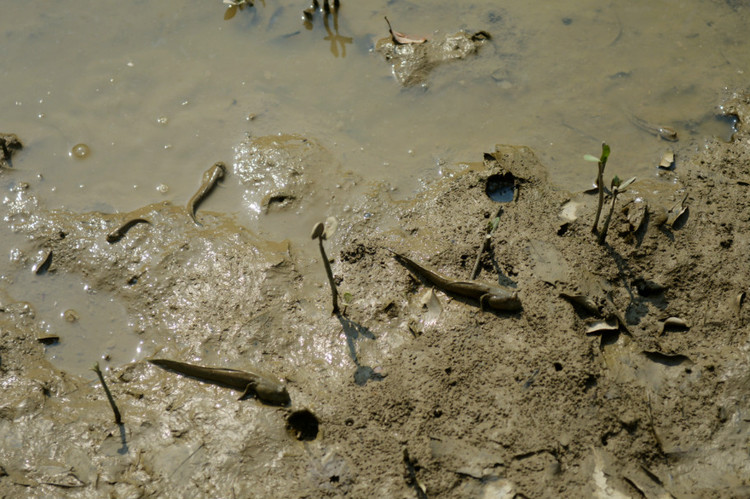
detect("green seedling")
(585, 142), (611, 235)
(597, 175), (636, 245)
(91, 362), (122, 425)
(311, 221), (340, 315)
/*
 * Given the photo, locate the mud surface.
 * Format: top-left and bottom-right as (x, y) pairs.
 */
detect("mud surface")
(2, 94), (750, 497)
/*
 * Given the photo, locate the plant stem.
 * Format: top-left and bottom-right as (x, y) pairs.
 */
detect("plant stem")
(92, 362), (122, 425)
(597, 189), (618, 245)
(318, 238), (340, 315)
(592, 161), (605, 234)
(591, 143), (610, 235)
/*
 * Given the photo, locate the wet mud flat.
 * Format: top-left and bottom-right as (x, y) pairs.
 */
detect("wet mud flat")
(2, 95), (750, 497)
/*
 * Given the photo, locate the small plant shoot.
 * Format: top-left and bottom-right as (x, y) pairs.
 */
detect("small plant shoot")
(587, 142), (611, 235)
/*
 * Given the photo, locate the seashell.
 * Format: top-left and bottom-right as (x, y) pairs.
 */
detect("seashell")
(734, 291), (745, 315)
(36, 334), (59, 345)
(661, 317), (689, 334)
(310, 222), (325, 240)
(31, 249), (53, 275)
(323, 216), (338, 239)
(585, 320), (619, 335)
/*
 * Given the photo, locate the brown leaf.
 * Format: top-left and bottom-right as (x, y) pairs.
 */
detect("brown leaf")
(384, 16), (427, 45)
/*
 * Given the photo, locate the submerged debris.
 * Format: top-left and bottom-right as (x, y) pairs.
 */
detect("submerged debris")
(375, 27), (491, 87)
(384, 16), (427, 45)
(659, 149), (675, 169)
(0, 133), (23, 168)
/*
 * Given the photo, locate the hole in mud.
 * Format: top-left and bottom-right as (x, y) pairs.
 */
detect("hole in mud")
(329, 475), (339, 483)
(600, 330), (620, 348)
(557, 223), (569, 236)
(643, 350), (691, 367)
(633, 278), (665, 297)
(583, 374), (598, 392)
(485, 173), (516, 203)
(286, 409), (319, 441)
(266, 194), (295, 208)
(553, 362), (563, 371)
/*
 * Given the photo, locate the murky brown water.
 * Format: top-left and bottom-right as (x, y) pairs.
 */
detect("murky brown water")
(2, 0), (748, 374)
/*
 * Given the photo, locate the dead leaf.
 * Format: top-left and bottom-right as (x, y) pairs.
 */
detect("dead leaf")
(384, 17), (427, 45)
(659, 149), (675, 169)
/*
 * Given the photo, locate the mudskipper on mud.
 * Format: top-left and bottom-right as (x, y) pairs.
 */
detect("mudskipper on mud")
(149, 359), (290, 406)
(187, 162), (226, 226)
(389, 250), (521, 312)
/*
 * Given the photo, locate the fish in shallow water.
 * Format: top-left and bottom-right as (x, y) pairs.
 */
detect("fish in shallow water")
(187, 162), (226, 225)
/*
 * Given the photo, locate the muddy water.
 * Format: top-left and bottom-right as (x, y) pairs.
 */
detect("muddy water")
(1, 0), (748, 374)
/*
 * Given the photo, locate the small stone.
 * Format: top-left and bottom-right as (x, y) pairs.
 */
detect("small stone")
(63, 309), (79, 323)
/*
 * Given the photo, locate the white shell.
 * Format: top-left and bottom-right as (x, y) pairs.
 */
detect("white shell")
(661, 317), (689, 333)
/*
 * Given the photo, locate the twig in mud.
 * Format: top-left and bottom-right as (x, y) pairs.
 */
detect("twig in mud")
(91, 362), (122, 425)
(470, 206), (502, 280)
(311, 221), (340, 315)
(646, 391), (665, 455)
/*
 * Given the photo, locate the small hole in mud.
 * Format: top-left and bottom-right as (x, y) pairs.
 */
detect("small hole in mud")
(557, 223), (569, 236)
(127, 276), (138, 286)
(444, 367), (452, 375)
(59, 231), (67, 239)
(584, 375), (598, 391)
(553, 362), (563, 371)
(345, 418), (354, 426)
(329, 475), (339, 483)
(287, 409), (319, 441)
(485, 173), (516, 202)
